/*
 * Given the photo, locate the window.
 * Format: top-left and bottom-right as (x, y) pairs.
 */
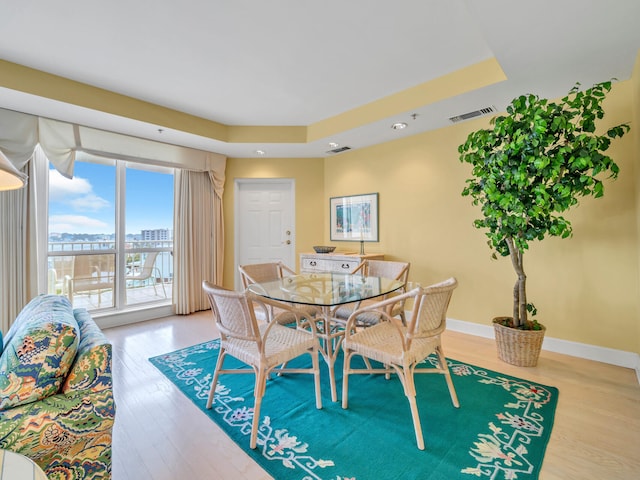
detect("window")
(47, 157), (173, 312)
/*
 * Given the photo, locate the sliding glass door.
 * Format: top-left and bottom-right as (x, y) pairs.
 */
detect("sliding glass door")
(47, 156), (173, 312)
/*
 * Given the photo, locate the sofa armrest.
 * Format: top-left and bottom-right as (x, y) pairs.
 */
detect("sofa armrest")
(62, 309), (112, 394)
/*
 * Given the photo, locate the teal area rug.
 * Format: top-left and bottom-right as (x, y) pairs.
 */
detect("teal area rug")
(149, 340), (558, 480)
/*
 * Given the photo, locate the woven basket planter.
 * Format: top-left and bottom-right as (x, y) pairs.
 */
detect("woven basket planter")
(493, 317), (546, 367)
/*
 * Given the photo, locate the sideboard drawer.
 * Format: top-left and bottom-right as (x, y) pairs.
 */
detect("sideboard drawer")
(301, 257), (325, 271)
(300, 253), (384, 273)
(327, 259), (361, 272)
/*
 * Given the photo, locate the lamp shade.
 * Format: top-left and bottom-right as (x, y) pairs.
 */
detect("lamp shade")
(0, 150), (28, 191)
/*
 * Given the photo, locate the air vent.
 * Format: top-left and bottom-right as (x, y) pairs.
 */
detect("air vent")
(449, 106), (496, 123)
(326, 146), (352, 154)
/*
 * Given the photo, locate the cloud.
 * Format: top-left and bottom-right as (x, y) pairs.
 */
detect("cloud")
(68, 193), (110, 211)
(49, 169), (91, 198)
(49, 215), (110, 234)
(49, 169), (110, 212)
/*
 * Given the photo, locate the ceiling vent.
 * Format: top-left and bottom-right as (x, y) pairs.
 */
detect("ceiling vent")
(449, 106), (496, 123)
(326, 146), (352, 154)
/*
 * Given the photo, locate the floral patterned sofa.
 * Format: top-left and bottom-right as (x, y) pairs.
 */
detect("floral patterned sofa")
(0, 294), (115, 479)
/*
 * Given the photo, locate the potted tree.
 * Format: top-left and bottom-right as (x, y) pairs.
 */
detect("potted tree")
(458, 80), (630, 366)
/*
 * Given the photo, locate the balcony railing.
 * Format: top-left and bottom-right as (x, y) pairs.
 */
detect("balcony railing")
(47, 240), (173, 311)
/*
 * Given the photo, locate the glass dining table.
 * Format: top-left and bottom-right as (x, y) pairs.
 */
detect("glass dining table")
(247, 271), (405, 401)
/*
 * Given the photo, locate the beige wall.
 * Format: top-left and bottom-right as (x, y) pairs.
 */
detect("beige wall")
(224, 79), (640, 355)
(633, 52), (640, 357)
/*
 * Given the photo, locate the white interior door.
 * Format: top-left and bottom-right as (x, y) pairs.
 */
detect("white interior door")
(234, 179), (295, 290)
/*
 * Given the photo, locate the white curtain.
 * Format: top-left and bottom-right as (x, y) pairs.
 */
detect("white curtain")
(209, 155), (226, 285)
(0, 108), (77, 331)
(0, 165), (28, 333)
(0, 110), (75, 176)
(0, 147), (48, 332)
(173, 154), (226, 314)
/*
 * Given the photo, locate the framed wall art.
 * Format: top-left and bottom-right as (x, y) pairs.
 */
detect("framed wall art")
(330, 193), (379, 242)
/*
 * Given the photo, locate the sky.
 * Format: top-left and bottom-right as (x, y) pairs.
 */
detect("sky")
(48, 161), (174, 235)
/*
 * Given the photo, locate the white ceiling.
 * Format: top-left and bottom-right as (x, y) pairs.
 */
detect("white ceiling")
(1, 0), (639, 158)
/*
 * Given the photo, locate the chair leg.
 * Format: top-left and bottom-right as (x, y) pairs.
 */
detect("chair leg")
(310, 348), (322, 409)
(402, 370), (425, 450)
(250, 369), (267, 449)
(154, 267), (167, 297)
(363, 357), (373, 370)
(407, 394), (425, 450)
(206, 350), (227, 409)
(341, 350), (353, 409)
(436, 346), (460, 408)
(276, 361), (289, 377)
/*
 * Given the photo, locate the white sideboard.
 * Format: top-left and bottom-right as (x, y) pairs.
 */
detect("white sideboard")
(300, 252), (384, 273)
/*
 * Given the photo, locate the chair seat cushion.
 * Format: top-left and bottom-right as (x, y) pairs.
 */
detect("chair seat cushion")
(344, 321), (438, 366)
(254, 303), (318, 325)
(0, 295), (80, 410)
(333, 305), (383, 326)
(273, 304), (319, 325)
(224, 323), (316, 369)
(334, 298), (405, 326)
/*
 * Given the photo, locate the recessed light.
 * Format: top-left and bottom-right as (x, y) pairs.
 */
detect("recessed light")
(328, 142), (339, 149)
(255, 150), (266, 156)
(391, 122), (408, 130)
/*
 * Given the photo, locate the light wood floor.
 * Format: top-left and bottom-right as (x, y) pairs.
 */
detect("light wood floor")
(104, 312), (640, 480)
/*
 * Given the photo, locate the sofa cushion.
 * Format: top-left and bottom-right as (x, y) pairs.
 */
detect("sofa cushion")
(0, 295), (80, 410)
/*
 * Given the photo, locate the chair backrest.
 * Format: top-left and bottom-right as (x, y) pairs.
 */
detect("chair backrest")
(369, 260), (410, 283)
(73, 255), (97, 279)
(238, 262), (295, 289)
(136, 251), (159, 279)
(406, 277), (457, 340)
(202, 281), (261, 342)
(352, 259), (410, 283)
(72, 254), (115, 284)
(353, 260), (411, 314)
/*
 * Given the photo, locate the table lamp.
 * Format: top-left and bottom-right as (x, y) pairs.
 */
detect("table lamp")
(0, 150), (28, 191)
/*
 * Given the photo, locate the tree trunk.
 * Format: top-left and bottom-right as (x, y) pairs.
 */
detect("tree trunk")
(506, 237), (527, 327)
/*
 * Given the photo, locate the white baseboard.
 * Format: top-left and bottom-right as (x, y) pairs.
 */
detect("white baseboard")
(446, 317), (640, 384)
(95, 304), (174, 329)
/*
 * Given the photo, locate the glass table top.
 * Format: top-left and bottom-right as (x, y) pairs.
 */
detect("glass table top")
(246, 272), (404, 307)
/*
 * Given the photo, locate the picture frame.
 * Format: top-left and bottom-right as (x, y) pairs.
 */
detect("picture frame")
(330, 193), (379, 242)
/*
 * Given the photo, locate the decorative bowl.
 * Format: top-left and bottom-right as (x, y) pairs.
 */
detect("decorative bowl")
(313, 245), (336, 254)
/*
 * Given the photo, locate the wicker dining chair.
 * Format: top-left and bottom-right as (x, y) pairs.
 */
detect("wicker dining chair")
(202, 281), (323, 449)
(65, 254), (115, 307)
(332, 259), (410, 326)
(341, 277), (459, 450)
(239, 261), (319, 324)
(125, 251), (167, 298)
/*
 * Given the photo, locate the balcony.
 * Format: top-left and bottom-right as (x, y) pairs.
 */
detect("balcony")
(48, 240), (173, 311)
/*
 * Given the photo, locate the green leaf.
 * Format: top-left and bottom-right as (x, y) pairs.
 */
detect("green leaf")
(593, 180), (604, 198)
